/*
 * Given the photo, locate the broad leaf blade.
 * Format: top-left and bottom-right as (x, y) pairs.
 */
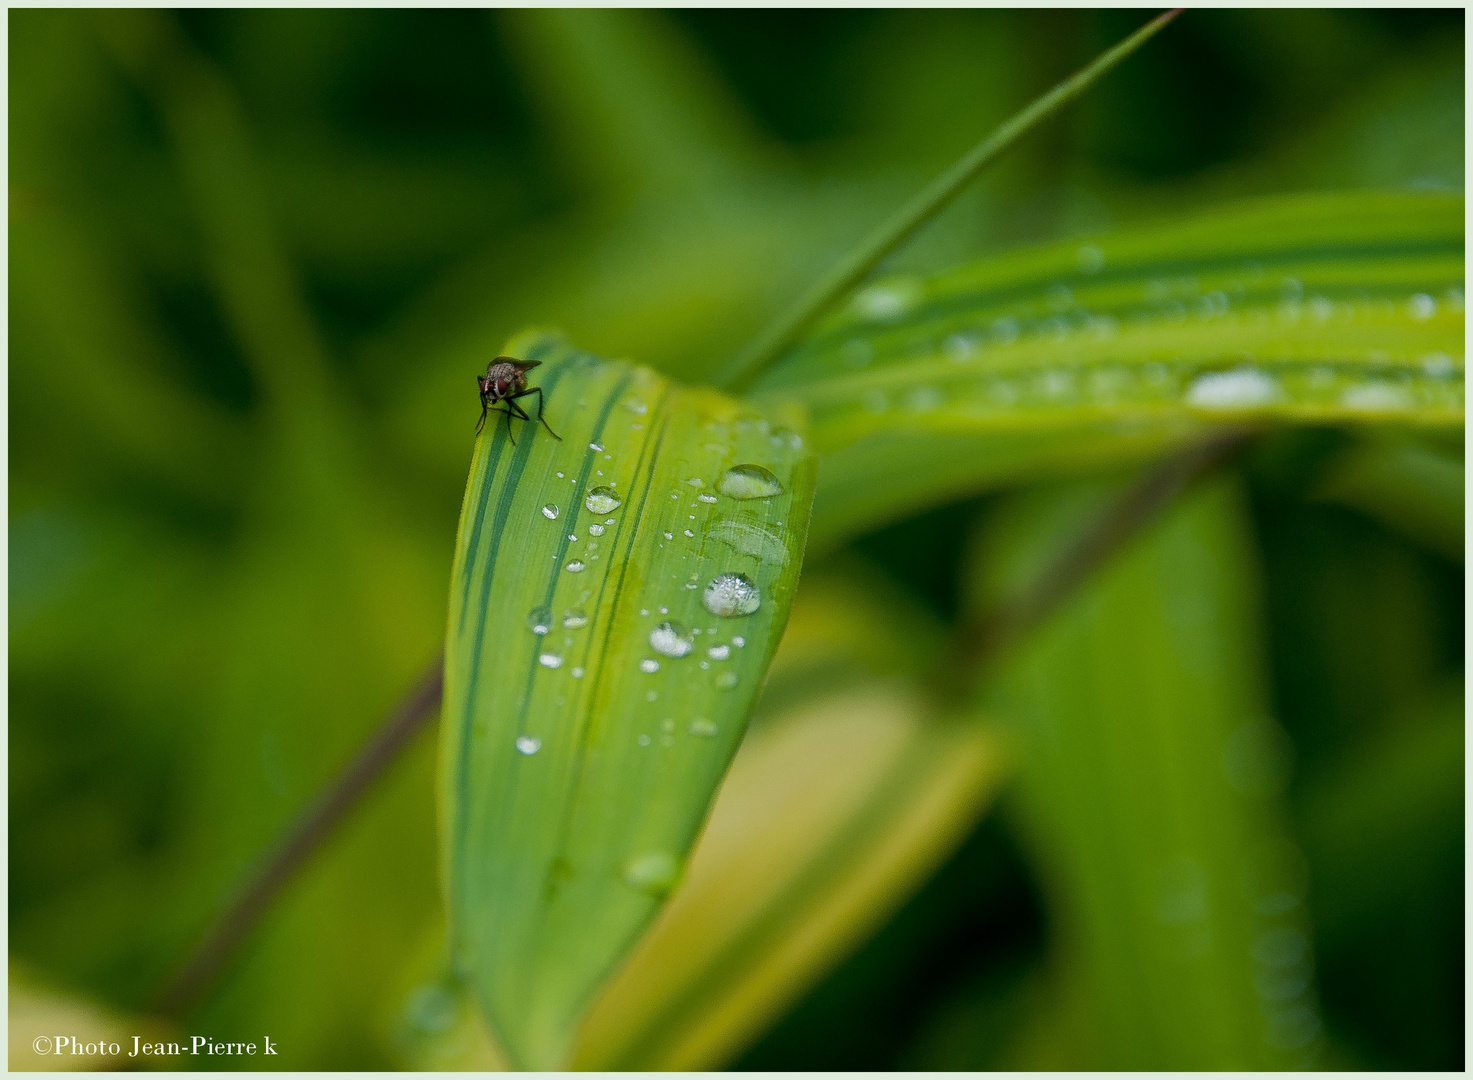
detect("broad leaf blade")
(761, 191), (1463, 549)
(442, 333), (816, 1069)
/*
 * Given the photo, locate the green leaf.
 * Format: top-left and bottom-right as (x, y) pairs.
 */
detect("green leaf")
(764, 191), (1463, 549)
(441, 332), (817, 1069)
(571, 568), (1010, 1070)
(1311, 433), (1464, 561)
(966, 471), (1322, 1068)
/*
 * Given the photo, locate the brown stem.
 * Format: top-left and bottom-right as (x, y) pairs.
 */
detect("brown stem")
(950, 425), (1257, 686)
(154, 660), (444, 1018)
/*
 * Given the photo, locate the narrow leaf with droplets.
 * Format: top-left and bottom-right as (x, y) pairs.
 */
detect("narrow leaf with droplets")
(441, 332), (816, 1069)
(755, 190), (1463, 549)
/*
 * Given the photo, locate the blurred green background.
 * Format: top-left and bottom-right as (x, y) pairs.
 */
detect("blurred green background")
(9, 7), (1463, 1071)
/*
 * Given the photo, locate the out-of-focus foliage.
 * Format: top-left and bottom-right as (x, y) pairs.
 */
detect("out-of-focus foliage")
(10, 7), (1463, 1072)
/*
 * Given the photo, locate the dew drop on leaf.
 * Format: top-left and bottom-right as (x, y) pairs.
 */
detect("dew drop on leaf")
(515, 736), (541, 755)
(585, 486), (622, 514)
(703, 572), (761, 617)
(649, 620), (694, 658)
(717, 464), (784, 500)
(527, 606), (553, 635)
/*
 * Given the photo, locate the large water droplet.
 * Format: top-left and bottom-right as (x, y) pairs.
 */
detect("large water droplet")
(649, 620), (694, 658)
(622, 851), (681, 896)
(585, 486), (622, 514)
(527, 606), (553, 635)
(708, 517), (788, 566)
(563, 608), (589, 629)
(515, 736), (541, 755)
(541, 503), (560, 520)
(703, 572), (761, 617)
(718, 464), (784, 500)
(1185, 367), (1281, 409)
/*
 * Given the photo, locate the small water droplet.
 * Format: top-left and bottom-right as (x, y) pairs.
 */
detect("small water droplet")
(718, 464), (784, 500)
(689, 719), (718, 737)
(541, 503), (560, 520)
(990, 316), (1020, 345)
(662, 531), (674, 540)
(1409, 293), (1437, 320)
(715, 671), (739, 689)
(646, 690), (659, 703)
(563, 608), (589, 629)
(1421, 352), (1456, 378)
(707, 644), (730, 660)
(732, 635), (745, 647)
(564, 559), (586, 573)
(539, 652), (563, 669)
(639, 658), (660, 673)
(624, 397), (648, 415)
(703, 572), (761, 617)
(527, 606), (553, 635)
(853, 280), (918, 321)
(649, 620), (695, 658)
(697, 493), (718, 504)
(637, 734), (651, 747)
(588, 522), (606, 536)
(622, 851), (681, 896)
(1185, 367), (1281, 409)
(685, 477), (705, 488)
(571, 666), (584, 678)
(585, 486), (622, 514)
(589, 441), (605, 452)
(515, 736), (541, 755)
(1341, 382), (1413, 411)
(683, 528), (694, 537)
(1076, 245), (1105, 274)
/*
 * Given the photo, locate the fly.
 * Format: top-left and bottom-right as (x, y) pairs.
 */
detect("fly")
(476, 356), (562, 444)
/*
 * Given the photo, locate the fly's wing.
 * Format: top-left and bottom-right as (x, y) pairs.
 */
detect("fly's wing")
(497, 356), (542, 374)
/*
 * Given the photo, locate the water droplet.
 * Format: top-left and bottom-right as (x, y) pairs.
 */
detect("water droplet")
(636, 734), (651, 747)
(649, 620), (695, 658)
(563, 608), (589, 629)
(685, 477), (705, 488)
(589, 441), (605, 452)
(624, 397), (648, 415)
(515, 736), (541, 755)
(538, 652), (563, 669)
(853, 280), (918, 321)
(541, 503), (560, 520)
(697, 493), (718, 504)
(1076, 245), (1105, 274)
(1185, 367), (1281, 409)
(708, 517), (789, 566)
(588, 522), (606, 536)
(564, 559), (586, 573)
(639, 658), (660, 673)
(703, 572), (761, 617)
(571, 666), (584, 679)
(689, 719), (718, 737)
(1341, 382), (1412, 411)
(715, 671), (738, 690)
(527, 606), (553, 635)
(732, 635), (745, 647)
(990, 317), (1020, 345)
(1421, 352), (1456, 378)
(660, 717), (676, 734)
(556, 471), (565, 479)
(645, 690), (658, 703)
(683, 528), (695, 537)
(622, 851), (681, 896)
(718, 464), (784, 500)
(708, 644), (730, 660)
(1409, 293), (1437, 320)
(585, 486), (622, 514)
(944, 334), (976, 363)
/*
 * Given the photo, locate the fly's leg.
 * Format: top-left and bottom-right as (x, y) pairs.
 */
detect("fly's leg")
(507, 387), (561, 441)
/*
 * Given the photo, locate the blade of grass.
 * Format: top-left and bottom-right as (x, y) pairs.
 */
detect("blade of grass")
(442, 332), (817, 1069)
(719, 9), (1183, 393)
